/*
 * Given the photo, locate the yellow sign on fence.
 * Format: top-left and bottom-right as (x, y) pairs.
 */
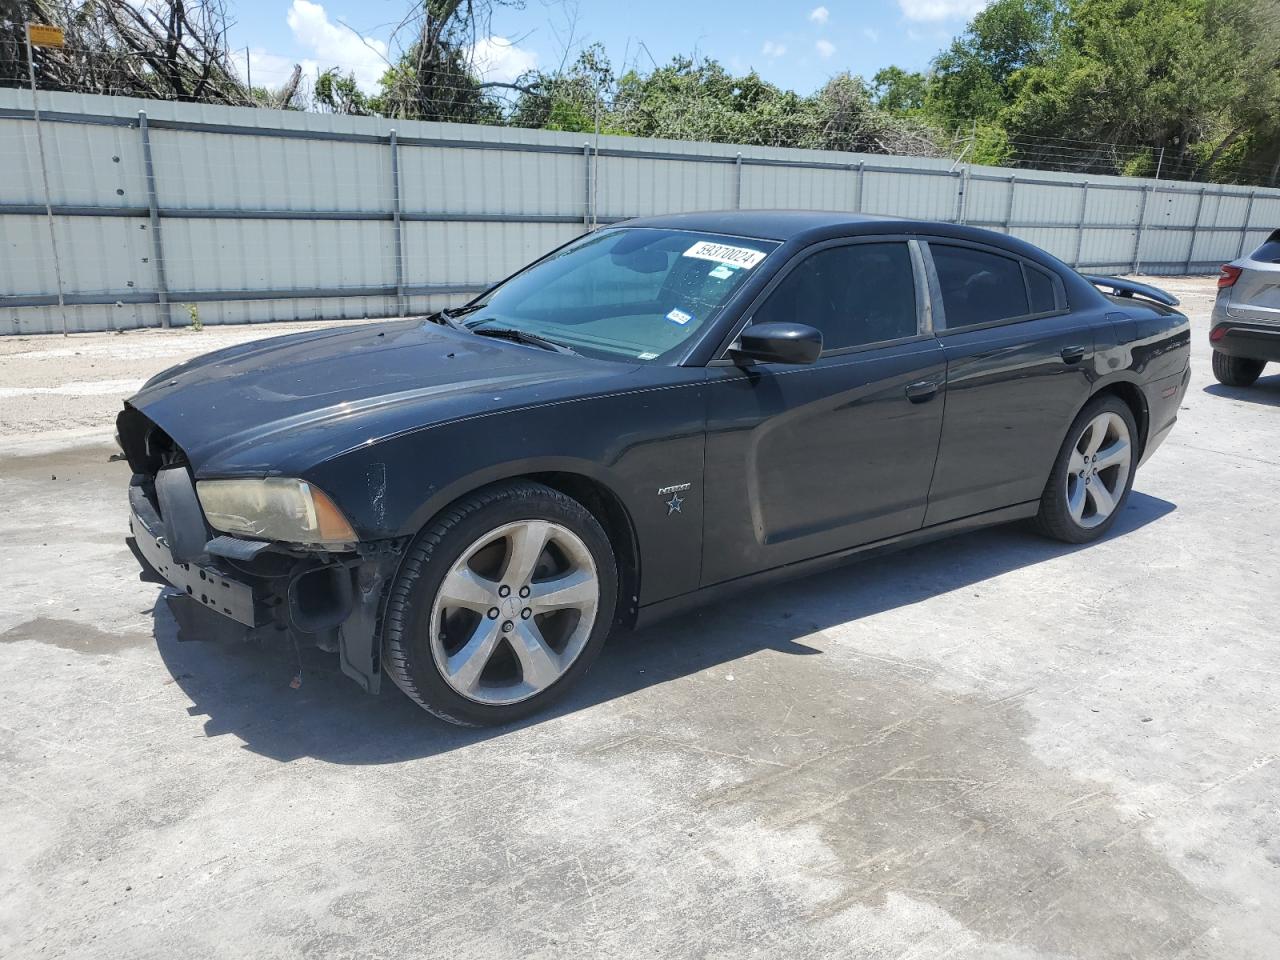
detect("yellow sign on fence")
(26, 24), (65, 48)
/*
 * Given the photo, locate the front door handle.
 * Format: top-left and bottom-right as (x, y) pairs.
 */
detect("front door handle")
(905, 380), (939, 403)
(1060, 345), (1087, 365)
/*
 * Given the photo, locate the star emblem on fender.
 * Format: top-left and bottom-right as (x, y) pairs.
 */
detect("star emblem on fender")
(666, 493), (684, 515)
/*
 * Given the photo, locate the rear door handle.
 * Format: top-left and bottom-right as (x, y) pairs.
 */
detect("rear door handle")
(1060, 345), (1087, 364)
(905, 380), (939, 403)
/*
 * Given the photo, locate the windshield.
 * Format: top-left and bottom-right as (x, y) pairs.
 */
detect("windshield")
(455, 228), (779, 362)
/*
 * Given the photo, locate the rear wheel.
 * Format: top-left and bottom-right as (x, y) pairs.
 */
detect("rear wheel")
(383, 481), (617, 726)
(1035, 395), (1138, 544)
(1211, 351), (1265, 387)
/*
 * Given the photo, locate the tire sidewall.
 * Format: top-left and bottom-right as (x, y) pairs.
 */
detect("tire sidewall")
(388, 483), (617, 726)
(1212, 350), (1264, 387)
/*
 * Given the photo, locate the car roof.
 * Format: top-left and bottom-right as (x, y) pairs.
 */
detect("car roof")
(618, 209), (1108, 307)
(621, 209), (903, 242)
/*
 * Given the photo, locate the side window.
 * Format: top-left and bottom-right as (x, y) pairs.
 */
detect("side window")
(1025, 263), (1059, 314)
(930, 244), (1029, 329)
(753, 242), (918, 351)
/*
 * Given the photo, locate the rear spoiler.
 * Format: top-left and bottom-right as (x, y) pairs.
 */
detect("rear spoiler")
(1083, 275), (1180, 308)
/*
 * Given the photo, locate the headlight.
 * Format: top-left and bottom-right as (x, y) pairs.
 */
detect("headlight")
(196, 477), (357, 547)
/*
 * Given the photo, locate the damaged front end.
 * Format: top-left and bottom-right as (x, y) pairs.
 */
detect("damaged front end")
(118, 405), (402, 694)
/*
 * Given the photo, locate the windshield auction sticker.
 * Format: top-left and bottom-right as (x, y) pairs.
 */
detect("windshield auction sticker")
(682, 241), (766, 269)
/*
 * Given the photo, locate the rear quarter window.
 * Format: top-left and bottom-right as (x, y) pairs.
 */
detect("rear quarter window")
(1025, 264), (1059, 314)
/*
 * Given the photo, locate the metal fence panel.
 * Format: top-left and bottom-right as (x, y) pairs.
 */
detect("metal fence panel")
(3, 87), (1279, 335)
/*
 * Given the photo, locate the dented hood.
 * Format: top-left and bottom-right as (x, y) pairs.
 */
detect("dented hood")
(125, 319), (625, 476)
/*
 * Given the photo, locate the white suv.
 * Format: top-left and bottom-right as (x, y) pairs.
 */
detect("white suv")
(1210, 229), (1280, 386)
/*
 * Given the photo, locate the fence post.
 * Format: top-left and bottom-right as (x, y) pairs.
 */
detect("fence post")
(1131, 185), (1151, 274)
(855, 161), (865, 213)
(26, 41), (69, 335)
(1003, 175), (1017, 233)
(1184, 185), (1206, 275)
(1236, 190), (1256, 259)
(734, 153), (743, 209)
(1073, 181), (1089, 267)
(138, 111), (170, 328)
(389, 129), (405, 317)
(583, 142), (592, 230)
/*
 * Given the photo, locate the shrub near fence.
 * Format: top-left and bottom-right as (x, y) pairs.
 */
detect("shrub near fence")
(2, 88), (1279, 335)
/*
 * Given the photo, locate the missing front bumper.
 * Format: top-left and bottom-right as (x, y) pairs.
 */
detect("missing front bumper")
(128, 481), (401, 695)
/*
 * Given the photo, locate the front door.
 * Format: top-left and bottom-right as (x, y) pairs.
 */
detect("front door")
(702, 239), (947, 586)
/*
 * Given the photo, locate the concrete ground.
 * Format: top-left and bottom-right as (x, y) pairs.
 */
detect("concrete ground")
(1, 276), (1277, 959)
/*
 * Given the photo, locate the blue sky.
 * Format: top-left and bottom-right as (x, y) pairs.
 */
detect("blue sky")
(225, 1), (990, 96)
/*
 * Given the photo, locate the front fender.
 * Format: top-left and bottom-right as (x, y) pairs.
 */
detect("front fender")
(305, 379), (709, 607)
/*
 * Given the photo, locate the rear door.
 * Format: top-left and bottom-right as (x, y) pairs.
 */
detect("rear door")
(922, 240), (1095, 526)
(701, 238), (946, 585)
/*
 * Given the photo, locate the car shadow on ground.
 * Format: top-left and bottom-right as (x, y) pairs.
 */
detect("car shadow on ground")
(150, 491), (1175, 765)
(1203, 372), (1280, 407)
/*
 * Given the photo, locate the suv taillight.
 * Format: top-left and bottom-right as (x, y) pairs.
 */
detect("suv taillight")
(1217, 264), (1242, 288)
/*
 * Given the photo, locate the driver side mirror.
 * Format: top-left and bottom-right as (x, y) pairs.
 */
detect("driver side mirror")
(730, 322), (823, 366)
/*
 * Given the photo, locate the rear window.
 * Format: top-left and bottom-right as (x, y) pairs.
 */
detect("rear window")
(931, 245), (1029, 328)
(1249, 230), (1280, 264)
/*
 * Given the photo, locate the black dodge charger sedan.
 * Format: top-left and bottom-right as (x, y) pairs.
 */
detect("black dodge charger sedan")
(118, 212), (1190, 725)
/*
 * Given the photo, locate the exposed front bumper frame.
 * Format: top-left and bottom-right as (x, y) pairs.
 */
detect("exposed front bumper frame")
(129, 483), (259, 627)
(128, 479), (401, 695)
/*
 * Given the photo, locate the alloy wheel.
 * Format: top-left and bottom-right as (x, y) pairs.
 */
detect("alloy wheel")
(428, 520), (600, 705)
(1065, 411), (1131, 529)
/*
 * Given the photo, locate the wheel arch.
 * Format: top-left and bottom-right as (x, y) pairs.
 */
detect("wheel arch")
(398, 459), (642, 631)
(1089, 377), (1149, 456)
(528, 472), (642, 630)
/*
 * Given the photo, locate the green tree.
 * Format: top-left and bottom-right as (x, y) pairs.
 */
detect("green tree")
(871, 66), (927, 114)
(1002, 0), (1258, 178)
(511, 45), (615, 132)
(314, 69), (375, 116)
(925, 0), (1062, 123)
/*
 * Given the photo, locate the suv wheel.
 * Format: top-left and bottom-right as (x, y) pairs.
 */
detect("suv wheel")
(1035, 395), (1138, 544)
(383, 481), (617, 726)
(1211, 351), (1265, 387)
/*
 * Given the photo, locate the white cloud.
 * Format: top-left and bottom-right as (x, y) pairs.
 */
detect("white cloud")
(809, 6), (830, 24)
(286, 0), (388, 91)
(863, 27), (881, 42)
(897, 0), (989, 21)
(815, 39), (836, 58)
(469, 36), (539, 84)
(761, 40), (788, 58)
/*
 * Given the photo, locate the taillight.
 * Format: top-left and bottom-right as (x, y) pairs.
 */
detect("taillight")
(1217, 264), (1242, 288)
(1210, 326), (1227, 342)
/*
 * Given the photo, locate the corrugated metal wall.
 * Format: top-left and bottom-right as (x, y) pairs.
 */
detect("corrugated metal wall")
(3, 88), (1279, 335)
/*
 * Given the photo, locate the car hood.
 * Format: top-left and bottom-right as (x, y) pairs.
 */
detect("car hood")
(126, 319), (628, 475)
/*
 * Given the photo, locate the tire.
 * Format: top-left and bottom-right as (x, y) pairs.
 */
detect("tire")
(1034, 395), (1139, 544)
(383, 480), (617, 726)
(1211, 350), (1265, 387)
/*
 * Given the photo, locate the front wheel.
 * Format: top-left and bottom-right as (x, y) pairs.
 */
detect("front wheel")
(1211, 351), (1265, 387)
(383, 481), (617, 726)
(1034, 395), (1138, 544)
